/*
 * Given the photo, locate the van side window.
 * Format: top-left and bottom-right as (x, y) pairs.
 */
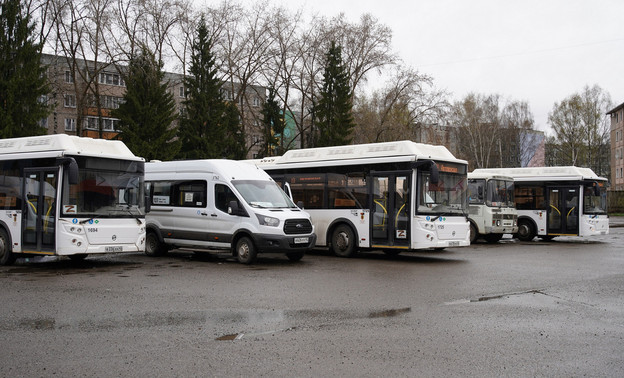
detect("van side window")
(215, 184), (239, 213)
(149, 180), (206, 207)
(177, 181), (206, 207)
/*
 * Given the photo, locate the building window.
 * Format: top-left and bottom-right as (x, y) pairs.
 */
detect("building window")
(179, 86), (185, 98)
(64, 118), (76, 131)
(64, 70), (74, 83)
(253, 96), (260, 107)
(99, 72), (125, 86)
(84, 116), (119, 131)
(64, 94), (76, 108)
(100, 95), (123, 109)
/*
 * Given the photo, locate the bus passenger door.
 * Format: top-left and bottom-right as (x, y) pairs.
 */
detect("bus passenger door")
(22, 169), (58, 252)
(370, 173), (410, 248)
(547, 187), (579, 235)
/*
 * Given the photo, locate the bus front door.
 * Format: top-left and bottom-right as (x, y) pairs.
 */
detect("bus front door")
(547, 187), (579, 235)
(22, 169), (58, 253)
(371, 173), (411, 249)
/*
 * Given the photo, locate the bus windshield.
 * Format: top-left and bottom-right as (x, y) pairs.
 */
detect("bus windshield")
(233, 180), (297, 209)
(61, 156), (145, 218)
(418, 170), (467, 215)
(486, 179), (514, 207)
(583, 182), (607, 215)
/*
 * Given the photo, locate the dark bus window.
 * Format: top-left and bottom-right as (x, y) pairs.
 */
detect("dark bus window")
(287, 174), (325, 209)
(515, 185), (545, 210)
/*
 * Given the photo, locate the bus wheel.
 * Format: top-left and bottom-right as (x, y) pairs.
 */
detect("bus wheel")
(286, 251), (304, 262)
(516, 220), (535, 242)
(68, 254), (88, 261)
(0, 229), (16, 266)
(331, 224), (356, 258)
(469, 223), (478, 244)
(484, 234), (503, 243)
(145, 231), (166, 257)
(236, 236), (257, 264)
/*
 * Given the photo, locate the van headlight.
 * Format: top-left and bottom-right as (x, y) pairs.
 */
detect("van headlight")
(256, 214), (280, 227)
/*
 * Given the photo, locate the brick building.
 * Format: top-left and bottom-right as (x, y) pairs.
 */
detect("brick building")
(40, 54), (267, 158)
(607, 102), (624, 190)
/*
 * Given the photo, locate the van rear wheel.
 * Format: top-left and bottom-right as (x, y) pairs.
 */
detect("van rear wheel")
(145, 231), (166, 256)
(236, 236), (257, 264)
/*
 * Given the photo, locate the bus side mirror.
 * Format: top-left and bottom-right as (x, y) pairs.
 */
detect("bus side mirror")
(57, 157), (79, 185)
(430, 162), (439, 185)
(228, 200), (240, 215)
(145, 195), (151, 213)
(594, 183), (600, 196)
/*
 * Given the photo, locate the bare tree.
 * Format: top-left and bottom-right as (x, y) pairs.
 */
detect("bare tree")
(451, 93), (503, 169)
(353, 66), (448, 144)
(499, 100), (536, 167)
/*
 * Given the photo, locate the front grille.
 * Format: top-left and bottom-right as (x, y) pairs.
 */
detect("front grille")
(283, 219), (313, 235)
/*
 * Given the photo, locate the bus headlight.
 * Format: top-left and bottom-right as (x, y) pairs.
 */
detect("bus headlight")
(256, 214), (280, 227)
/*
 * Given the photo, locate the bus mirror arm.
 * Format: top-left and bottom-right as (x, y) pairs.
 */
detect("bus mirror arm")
(411, 160), (439, 185)
(593, 182), (600, 196)
(56, 157), (79, 185)
(145, 195), (151, 213)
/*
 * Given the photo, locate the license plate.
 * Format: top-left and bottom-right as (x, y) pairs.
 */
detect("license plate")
(448, 241), (460, 247)
(294, 237), (309, 244)
(105, 246), (123, 252)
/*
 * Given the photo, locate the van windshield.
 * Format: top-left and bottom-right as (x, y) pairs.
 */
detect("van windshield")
(233, 180), (297, 209)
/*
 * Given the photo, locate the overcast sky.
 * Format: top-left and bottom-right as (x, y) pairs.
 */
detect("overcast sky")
(204, 0), (624, 133)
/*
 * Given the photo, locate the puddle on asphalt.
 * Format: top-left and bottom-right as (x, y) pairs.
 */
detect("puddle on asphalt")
(368, 307), (411, 318)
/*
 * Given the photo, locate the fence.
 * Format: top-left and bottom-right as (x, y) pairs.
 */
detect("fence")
(608, 191), (624, 213)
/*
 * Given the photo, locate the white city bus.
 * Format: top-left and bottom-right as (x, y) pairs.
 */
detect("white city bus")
(467, 171), (518, 243)
(470, 166), (609, 241)
(253, 141), (470, 257)
(0, 135), (146, 265)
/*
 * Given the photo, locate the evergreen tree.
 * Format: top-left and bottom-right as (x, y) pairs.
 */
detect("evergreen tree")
(112, 47), (179, 161)
(313, 41), (355, 147)
(177, 17), (245, 159)
(259, 86), (284, 157)
(0, 0), (50, 138)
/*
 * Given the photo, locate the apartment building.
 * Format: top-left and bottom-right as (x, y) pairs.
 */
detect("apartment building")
(608, 102), (624, 190)
(40, 54), (267, 158)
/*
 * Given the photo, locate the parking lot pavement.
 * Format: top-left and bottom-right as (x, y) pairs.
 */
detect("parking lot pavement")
(610, 215), (624, 227)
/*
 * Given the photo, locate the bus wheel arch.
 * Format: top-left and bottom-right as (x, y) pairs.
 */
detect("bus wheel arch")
(0, 226), (16, 266)
(327, 221), (358, 258)
(516, 217), (536, 242)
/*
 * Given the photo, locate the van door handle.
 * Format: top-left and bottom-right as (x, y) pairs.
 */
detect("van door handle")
(211, 214), (218, 217)
(200, 212), (208, 216)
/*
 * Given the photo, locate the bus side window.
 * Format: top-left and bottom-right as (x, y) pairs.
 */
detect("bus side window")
(215, 184), (239, 213)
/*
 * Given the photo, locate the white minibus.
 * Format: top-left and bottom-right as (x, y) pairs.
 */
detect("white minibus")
(471, 166), (608, 241)
(144, 160), (316, 264)
(467, 171), (518, 243)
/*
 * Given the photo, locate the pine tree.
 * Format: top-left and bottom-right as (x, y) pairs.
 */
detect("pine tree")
(259, 86), (284, 157)
(177, 17), (245, 159)
(0, 0), (50, 138)
(112, 47), (179, 161)
(313, 41), (355, 147)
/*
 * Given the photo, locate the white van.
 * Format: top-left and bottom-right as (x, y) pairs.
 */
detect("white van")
(144, 160), (316, 264)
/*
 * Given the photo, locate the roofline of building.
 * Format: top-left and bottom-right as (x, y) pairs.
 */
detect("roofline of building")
(607, 101), (624, 115)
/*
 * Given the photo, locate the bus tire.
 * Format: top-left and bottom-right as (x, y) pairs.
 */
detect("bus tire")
(145, 231), (166, 257)
(469, 223), (478, 244)
(0, 228), (16, 266)
(516, 220), (536, 242)
(286, 251), (304, 262)
(484, 234), (503, 243)
(236, 236), (257, 264)
(330, 224), (356, 258)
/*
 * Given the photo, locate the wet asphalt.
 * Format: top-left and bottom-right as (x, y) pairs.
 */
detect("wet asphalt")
(1, 226), (623, 377)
